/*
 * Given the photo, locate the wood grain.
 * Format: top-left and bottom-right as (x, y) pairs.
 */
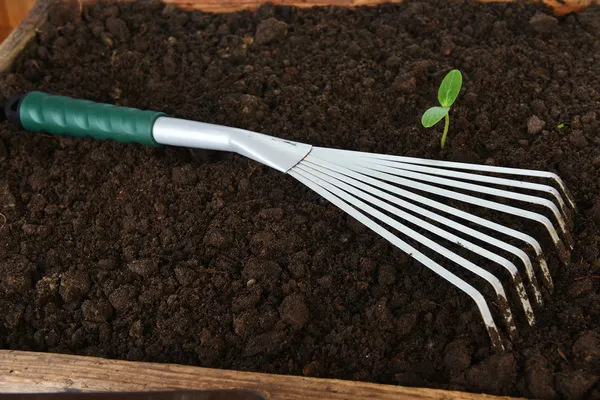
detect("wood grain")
(0, 350), (518, 399)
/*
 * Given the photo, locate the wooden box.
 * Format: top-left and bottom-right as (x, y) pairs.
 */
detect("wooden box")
(0, 0), (596, 398)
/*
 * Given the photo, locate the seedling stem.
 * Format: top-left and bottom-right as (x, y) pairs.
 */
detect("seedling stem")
(442, 114), (450, 148)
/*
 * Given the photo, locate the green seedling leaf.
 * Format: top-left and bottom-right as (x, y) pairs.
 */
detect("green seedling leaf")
(438, 70), (463, 108)
(557, 123), (565, 129)
(421, 106), (450, 128)
(420, 69), (462, 149)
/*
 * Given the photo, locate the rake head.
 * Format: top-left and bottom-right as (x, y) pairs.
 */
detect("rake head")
(288, 147), (575, 350)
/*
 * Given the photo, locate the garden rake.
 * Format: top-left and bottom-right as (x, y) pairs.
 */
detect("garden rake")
(4, 91), (576, 349)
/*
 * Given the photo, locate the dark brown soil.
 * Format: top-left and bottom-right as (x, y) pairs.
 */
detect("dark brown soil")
(1, 0), (600, 398)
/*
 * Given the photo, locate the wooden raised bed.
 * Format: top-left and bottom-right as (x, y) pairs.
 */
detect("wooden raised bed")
(0, 0), (596, 398)
(0, 349), (513, 399)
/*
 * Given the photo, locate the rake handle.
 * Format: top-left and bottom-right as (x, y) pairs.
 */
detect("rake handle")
(9, 91), (165, 147)
(6, 91), (312, 173)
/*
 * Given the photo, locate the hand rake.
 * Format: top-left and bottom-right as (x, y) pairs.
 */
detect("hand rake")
(4, 91), (576, 349)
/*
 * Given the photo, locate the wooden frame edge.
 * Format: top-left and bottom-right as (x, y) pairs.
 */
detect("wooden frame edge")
(0, 350), (518, 399)
(0, 0), (594, 397)
(161, 0), (596, 15)
(160, 0), (402, 13)
(0, 0), (55, 74)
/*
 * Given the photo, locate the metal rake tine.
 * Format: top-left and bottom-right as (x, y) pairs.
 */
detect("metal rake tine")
(305, 155), (545, 304)
(326, 158), (566, 257)
(303, 155), (544, 308)
(351, 164), (561, 285)
(351, 158), (568, 234)
(349, 157), (571, 217)
(292, 163), (518, 340)
(324, 153), (566, 247)
(299, 159), (536, 326)
(318, 148), (577, 210)
(306, 154), (555, 291)
(289, 166), (505, 350)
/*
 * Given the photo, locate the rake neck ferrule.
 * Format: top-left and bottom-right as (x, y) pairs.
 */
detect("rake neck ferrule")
(152, 117), (312, 173)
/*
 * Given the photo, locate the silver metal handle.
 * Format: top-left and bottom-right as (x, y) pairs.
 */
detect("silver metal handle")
(152, 117), (312, 173)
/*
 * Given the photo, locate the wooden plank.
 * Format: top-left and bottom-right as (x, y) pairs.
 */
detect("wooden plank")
(160, 0), (402, 13)
(0, 0), (37, 28)
(0, 0), (53, 73)
(161, 0), (595, 14)
(0, 350), (517, 399)
(0, 0), (37, 43)
(79, 0), (597, 14)
(0, 0), (593, 398)
(0, 27), (12, 43)
(0, 1), (9, 31)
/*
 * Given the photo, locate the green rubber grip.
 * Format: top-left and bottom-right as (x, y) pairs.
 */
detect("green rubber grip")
(19, 91), (165, 146)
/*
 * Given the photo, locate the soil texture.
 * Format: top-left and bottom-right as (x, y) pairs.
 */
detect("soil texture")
(1, 0), (600, 398)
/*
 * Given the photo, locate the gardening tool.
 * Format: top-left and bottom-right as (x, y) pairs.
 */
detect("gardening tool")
(3, 91), (576, 350)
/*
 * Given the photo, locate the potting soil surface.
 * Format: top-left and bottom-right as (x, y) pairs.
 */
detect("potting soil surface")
(1, 0), (600, 398)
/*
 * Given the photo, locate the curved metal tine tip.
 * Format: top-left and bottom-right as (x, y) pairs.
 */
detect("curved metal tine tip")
(313, 147), (577, 210)
(288, 164), (505, 350)
(300, 158), (536, 326)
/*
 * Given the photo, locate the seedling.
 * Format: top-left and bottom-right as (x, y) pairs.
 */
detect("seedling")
(421, 69), (463, 149)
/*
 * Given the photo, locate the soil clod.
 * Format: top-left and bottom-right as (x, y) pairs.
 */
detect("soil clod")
(279, 293), (309, 329)
(255, 18), (288, 45)
(527, 115), (546, 135)
(529, 11), (558, 34)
